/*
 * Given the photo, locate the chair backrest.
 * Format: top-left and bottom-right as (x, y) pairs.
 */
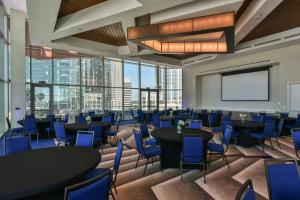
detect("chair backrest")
(279, 112), (289, 118)
(115, 120), (121, 132)
(250, 112), (258, 118)
(54, 123), (67, 140)
(291, 128), (300, 152)
(263, 120), (275, 138)
(296, 114), (300, 125)
(140, 123), (150, 138)
(64, 114), (69, 123)
(88, 111), (95, 116)
(88, 124), (103, 142)
(152, 114), (160, 128)
(182, 136), (204, 163)
(47, 114), (56, 122)
(23, 117), (37, 132)
(5, 136), (31, 156)
(102, 116), (112, 123)
(209, 112), (218, 127)
(235, 179), (256, 200)
(160, 119), (171, 128)
(64, 169), (112, 200)
(189, 120), (202, 129)
(275, 119), (284, 137)
(137, 110), (145, 121)
(221, 120), (232, 133)
(108, 112), (115, 124)
(75, 131), (94, 147)
(222, 125), (233, 147)
(251, 115), (263, 123)
(113, 141), (124, 176)
(259, 112), (266, 116)
(133, 129), (144, 156)
(191, 112), (197, 120)
(6, 117), (11, 130)
(263, 115), (273, 122)
(222, 115), (231, 121)
(79, 116), (86, 123)
(264, 159), (300, 200)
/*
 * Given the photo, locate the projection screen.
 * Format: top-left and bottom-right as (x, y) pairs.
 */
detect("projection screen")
(221, 68), (269, 101)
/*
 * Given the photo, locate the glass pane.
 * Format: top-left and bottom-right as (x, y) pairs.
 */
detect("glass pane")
(141, 63), (157, 89)
(34, 87), (50, 110)
(53, 52), (80, 85)
(159, 66), (165, 89)
(159, 90), (166, 110)
(104, 59), (122, 87)
(82, 87), (103, 111)
(150, 91), (157, 111)
(25, 84), (31, 114)
(141, 90), (157, 111)
(25, 48), (30, 83)
(124, 88), (139, 119)
(81, 57), (103, 86)
(124, 61), (139, 88)
(167, 90), (182, 109)
(104, 87), (122, 111)
(167, 68), (182, 89)
(53, 86), (80, 114)
(31, 48), (52, 83)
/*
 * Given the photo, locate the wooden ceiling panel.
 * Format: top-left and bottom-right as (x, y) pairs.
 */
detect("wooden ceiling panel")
(73, 22), (127, 46)
(241, 0), (300, 42)
(58, 0), (107, 18)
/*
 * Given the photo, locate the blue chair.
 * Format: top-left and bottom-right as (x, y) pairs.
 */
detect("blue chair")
(23, 117), (39, 144)
(208, 112), (218, 127)
(152, 114), (160, 129)
(64, 169), (112, 200)
(251, 115), (263, 123)
(46, 113), (56, 138)
(189, 120), (202, 129)
(75, 131), (94, 147)
(180, 135), (206, 183)
(222, 115), (231, 121)
(264, 159), (300, 200)
(235, 179), (256, 200)
(102, 116), (112, 123)
(286, 114), (300, 129)
(79, 116), (86, 123)
(137, 110), (146, 123)
(263, 115), (273, 122)
(133, 130), (161, 176)
(89, 124), (104, 148)
(279, 112), (289, 118)
(272, 118), (284, 149)
(6, 117), (23, 134)
(111, 141), (124, 194)
(208, 125), (232, 169)
(4, 136), (31, 156)
(140, 123), (157, 146)
(88, 111), (95, 116)
(250, 120), (275, 151)
(105, 120), (120, 143)
(160, 119), (171, 128)
(250, 112), (258, 118)
(291, 128), (300, 158)
(64, 114), (69, 123)
(54, 123), (75, 145)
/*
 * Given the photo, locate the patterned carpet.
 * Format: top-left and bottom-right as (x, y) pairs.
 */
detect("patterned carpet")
(101, 124), (296, 200)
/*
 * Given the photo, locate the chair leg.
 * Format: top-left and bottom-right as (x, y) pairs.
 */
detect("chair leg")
(223, 153), (230, 169)
(37, 133), (39, 144)
(113, 182), (117, 194)
(208, 152), (211, 167)
(135, 155), (141, 168)
(260, 140), (265, 152)
(110, 188), (116, 200)
(269, 139), (274, 150)
(276, 138), (281, 149)
(143, 159), (149, 176)
(202, 162), (207, 184)
(180, 161), (183, 181)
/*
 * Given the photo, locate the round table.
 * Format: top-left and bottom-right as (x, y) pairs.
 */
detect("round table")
(0, 147), (101, 200)
(151, 128), (213, 169)
(65, 122), (111, 144)
(232, 120), (265, 147)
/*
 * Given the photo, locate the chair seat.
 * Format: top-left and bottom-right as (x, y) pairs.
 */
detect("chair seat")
(144, 146), (161, 158)
(105, 130), (117, 137)
(11, 127), (23, 133)
(208, 143), (224, 153)
(144, 138), (157, 146)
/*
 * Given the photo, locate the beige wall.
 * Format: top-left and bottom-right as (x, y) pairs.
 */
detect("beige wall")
(183, 43), (300, 116)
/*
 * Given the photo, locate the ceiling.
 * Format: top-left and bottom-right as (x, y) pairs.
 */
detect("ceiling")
(3, 0), (299, 66)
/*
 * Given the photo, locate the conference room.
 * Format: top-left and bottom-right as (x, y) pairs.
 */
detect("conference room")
(1, 0), (300, 199)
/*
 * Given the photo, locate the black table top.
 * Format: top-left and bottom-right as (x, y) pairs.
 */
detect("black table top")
(65, 122), (111, 132)
(0, 147), (101, 200)
(151, 128), (213, 143)
(18, 118), (51, 126)
(232, 120), (265, 129)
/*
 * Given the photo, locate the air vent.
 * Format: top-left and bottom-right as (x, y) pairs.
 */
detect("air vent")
(284, 32), (300, 39)
(253, 38), (281, 47)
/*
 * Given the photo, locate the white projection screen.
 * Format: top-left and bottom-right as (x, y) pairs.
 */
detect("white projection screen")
(221, 68), (269, 101)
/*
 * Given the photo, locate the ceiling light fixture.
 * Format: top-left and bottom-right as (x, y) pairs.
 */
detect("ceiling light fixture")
(127, 12), (235, 54)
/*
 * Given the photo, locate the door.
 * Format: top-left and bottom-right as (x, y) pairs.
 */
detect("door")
(140, 88), (158, 111)
(31, 84), (52, 118)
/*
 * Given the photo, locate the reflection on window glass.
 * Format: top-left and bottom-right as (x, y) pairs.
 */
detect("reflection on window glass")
(31, 48), (52, 83)
(81, 57), (103, 86)
(104, 87), (122, 111)
(159, 90), (165, 110)
(82, 87), (103, 111)
(167, 90), (182, 109)
(159, 66), (165, 89)
(53, 86), (80, 114)
(167, 68), (182, 89)
(53, 52), (80, 85)
(141, 63), (157, 89)
(25, 84), (31, 114)
(124, 61), (139, 88)
(123, 88), (139, 119)
(25, 48), (30, 82)
(104, 59), (122, 87)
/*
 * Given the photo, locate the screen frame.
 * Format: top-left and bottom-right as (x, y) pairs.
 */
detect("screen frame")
(220, 66), (271, 101)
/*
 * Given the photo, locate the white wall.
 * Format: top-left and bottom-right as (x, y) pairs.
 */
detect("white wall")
(183, 42), (300, 116)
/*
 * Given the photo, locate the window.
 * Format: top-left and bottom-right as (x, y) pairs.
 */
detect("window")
(53, 86), (80, 114)
(25, 48), (31, 82)
(104, 58), (122, 87)
(104, 87), (122, 111)
(141, 63), (157, 89)
(81, 57), (103, 86)
(81, 86), (103, 111)
(124, 61), (139, 88)
(31, 48), (52, 83)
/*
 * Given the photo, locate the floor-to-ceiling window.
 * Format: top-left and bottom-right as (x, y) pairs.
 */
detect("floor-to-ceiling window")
(25, 46), (183, 118)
